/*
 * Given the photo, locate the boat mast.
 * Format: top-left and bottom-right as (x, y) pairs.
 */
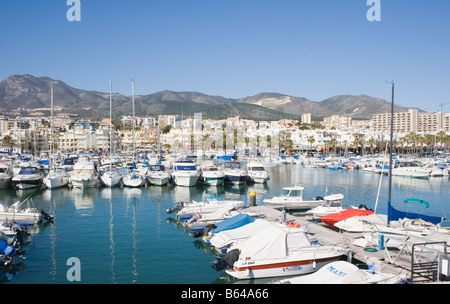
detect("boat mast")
(110, 79), (113, 172)
(50, 81), (54, 171)
(387, 81), (394, 226)
(132, 79), (136, 162)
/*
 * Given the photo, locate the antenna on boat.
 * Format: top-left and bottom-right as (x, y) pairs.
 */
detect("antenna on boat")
(386, 80), (394, 226)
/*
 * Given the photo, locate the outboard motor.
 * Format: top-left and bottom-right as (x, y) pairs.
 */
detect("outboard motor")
(39, 209), (54, 221)
(211, 249), (240, 271)
(0, 240), (20, 266)
(166, 202), (184, 214)
(0, 232), (16, 247)
(193, 224), (216, 239)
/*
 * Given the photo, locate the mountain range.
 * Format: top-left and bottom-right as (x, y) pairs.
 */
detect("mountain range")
(0, 74), (412, 121)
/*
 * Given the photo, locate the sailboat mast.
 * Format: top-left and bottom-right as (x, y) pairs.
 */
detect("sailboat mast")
(110, 80), (113, 171)
(50, 81), (54, 170)
(387, 81), (395, 226)
(132, 79), (136, 161)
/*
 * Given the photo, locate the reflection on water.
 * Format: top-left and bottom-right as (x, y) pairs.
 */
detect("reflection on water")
(0, 165), (449, 284)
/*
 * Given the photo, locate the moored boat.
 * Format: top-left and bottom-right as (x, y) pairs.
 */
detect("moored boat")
(0, 163), (13, 189)
(246, 161), (270, 184)
(147, 164), (170, 186)
(171, 159), (200, 187)
(200, 162), (225, 186)
(221, 161), (248, 184)
(212, 222), (348, 279)
(70, 158), (99, 189)
(319, 208), (375, 228)
(263, 185), (324, 211)
(44, 167), (70, 189)
(11, 166), (43, 190)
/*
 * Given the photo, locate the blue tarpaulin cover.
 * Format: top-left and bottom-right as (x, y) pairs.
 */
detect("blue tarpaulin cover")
(211, 214), (255, 234)
(388, 201), (444, 225)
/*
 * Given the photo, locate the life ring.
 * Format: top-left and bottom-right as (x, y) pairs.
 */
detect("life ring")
(286, 222), (300, 228)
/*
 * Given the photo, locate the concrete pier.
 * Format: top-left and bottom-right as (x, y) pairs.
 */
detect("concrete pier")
(243, 205), (411, 279)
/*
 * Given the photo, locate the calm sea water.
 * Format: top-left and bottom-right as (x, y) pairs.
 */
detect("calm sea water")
(1, 165), (449, 284)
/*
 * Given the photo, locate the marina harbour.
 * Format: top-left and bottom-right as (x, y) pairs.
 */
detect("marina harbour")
(1, 161), (450, 284)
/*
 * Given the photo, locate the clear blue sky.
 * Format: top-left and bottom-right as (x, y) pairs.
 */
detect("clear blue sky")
(0, 0), (449, 111)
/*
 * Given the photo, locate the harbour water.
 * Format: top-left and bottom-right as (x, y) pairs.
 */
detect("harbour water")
(1, 164), (449, 284)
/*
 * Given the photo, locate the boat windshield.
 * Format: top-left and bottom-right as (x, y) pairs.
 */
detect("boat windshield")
(204, 167), (218, 171)
(224, 162), (241, 169)
(149, 165), (165, 171)
(0, 167), (8, 173)
(175, 165), (196, 171)
(281, 189), (302, 197)
(249, 166), (264, 171)
(19, 167), (39, 175)
(74, 169), (95, 175)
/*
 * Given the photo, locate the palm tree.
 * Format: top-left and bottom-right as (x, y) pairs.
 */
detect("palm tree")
(1, 135), (16, 152)
(436, 131), (446, 152)
(307, 136), (315, 152)
(366, 138), (376, 155)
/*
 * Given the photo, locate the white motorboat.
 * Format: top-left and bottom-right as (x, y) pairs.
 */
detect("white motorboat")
(122, 169), (146, 188)
(11, 166), (43, 190)
(221, 161), (248, 184)
(200, 162), (225, 186)
(171, 160), (200, 187)
(213, 222), (348, 279)
(100, 166), (122, 188)
(70, 158), (99, 189)
(44, 167), (70, 189)
(274, 261), (403, 284)
(147, 164), (170, 186)
(167, 199), (245, 220)
(0, 163), (13, 189)
(391, 162), (431, 179)
(0, 200), (53, 223)
(206, 218), (308, 252)
(306, 194), (362, 219)
(246, 161), (270, 184)
(263, 185), (324, 211)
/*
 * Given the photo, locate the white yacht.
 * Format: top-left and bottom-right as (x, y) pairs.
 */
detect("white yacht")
(122, 169), (146, 188)
(171, 159), (200, 187)
(246, 161), (270, 184)
(44, 167), (70, 190)
(100, 166), (122, 188)
(221, 161), (248, 184)
(263, 185), (324, 211)
(147, 164), (170, 186)
(200, 162), (225, 186)
(0, 163), (13, 189)
(391, 161), (431, 179)
(11, 166), (44, 190)
(70, 158), (99, 189)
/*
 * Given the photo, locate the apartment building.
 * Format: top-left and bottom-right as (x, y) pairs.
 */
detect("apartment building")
(372, 109), (448, 133)
(323, 115), (352, 130)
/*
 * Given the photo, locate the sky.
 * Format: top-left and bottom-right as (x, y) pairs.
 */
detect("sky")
(0, 0), (449, 111)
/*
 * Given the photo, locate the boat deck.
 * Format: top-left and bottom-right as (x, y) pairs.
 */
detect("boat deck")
(242, 205), (412, 279)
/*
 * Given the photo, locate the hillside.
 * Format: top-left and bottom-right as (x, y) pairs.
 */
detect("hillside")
(0, 74), (413, 120)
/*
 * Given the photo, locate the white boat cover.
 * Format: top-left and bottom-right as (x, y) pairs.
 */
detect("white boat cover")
(334, 213), (387, 232)
(209, 219), (270, 248)
(228, 222), (312, 261)
(275, 261), (394, 284)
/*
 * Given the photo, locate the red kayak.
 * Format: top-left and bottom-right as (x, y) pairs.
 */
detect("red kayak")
(319, 209), (374, 227)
